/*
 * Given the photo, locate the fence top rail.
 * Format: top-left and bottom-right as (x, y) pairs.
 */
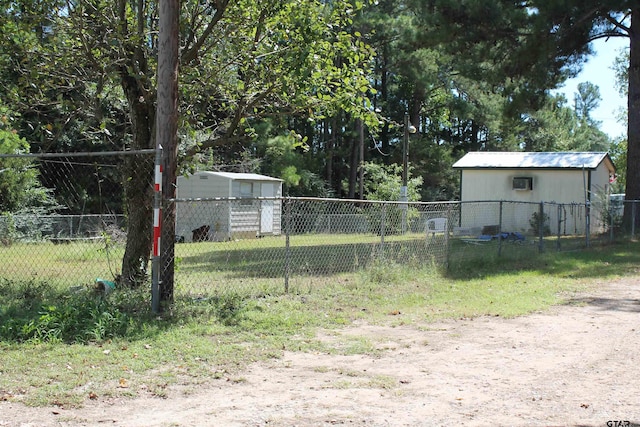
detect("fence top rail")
(6, 213), (125, 218)
(169, 196), (638, 205)
(170, 196), (461, 206)
(461, 199), (591, 206)
(0, 149), (158, 159)
(285, 197), (461, 206)
(172, 196), (284, 202)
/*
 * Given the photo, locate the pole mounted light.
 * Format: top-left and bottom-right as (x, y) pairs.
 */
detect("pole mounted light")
(401, 113), (417, 200)
(401, 113), (417, 234)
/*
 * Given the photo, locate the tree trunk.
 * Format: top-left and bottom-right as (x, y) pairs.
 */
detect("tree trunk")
(625, 7), (640, 230)
(359, 118), (365, 199)
(348, 121), (358, 199)
(323, 119), (335, 188)
(379, 48), (390, 160)
(120, 72), (155, 287)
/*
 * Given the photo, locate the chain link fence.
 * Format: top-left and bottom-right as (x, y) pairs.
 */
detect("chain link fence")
(167, 196), (640, 299)
(0, 150), (156, 288)
(2, 149), (639, 306)
(169, 197), (456, 297)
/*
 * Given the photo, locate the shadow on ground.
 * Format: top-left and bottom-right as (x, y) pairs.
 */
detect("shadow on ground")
(565, 296), (640, 313)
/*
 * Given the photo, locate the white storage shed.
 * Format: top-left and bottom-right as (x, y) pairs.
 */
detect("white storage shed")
(175, 171), (283, 242)
(452, 151), (616, 235)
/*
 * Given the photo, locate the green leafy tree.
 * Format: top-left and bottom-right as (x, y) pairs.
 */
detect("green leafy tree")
(361, 162), (422, 202)
(609, 136), (627, 193)
(0, 109), (58, 244)
(359, 161), (422, 234)
(574, 82), (602, 126)
(409, 134), (459, 201)
(0, 110), (48, 212)
(518, 95), (578, 152)
(613, 46), (630, 101)
(517, 91), (611, 153)
(356, 0), (584, 202)
(609, 46), (630, 192)
(3, 0), (377, 286)
(420, 1), (637, 225)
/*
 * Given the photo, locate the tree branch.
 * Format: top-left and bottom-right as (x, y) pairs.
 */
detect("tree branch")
(184, 133), (247, 158)
(603, 12), (631, 35)
(588, 31), (629, 43)
(181, 0), (230, 65)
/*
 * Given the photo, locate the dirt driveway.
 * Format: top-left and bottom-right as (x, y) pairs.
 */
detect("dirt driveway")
(2, 277), (640, 427)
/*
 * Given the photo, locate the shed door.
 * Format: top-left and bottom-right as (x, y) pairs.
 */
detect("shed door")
(260, 183), (274, 233)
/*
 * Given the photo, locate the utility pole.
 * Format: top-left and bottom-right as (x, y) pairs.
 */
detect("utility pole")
(401, 114), (409, 198)
(401, 113), (416, 233)
(359, 119), (364, 199)
(156, 0), (179, 308)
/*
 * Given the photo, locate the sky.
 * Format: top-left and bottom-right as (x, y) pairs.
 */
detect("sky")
(555, 36), (629, 139)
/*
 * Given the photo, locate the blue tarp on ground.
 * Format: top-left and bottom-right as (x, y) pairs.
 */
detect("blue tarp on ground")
(466, 232), (526, 244)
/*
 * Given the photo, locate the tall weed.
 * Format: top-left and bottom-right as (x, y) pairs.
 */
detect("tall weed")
(0, 280), (147, 343)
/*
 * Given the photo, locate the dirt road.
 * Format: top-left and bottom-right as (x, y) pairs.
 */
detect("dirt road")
(2, 277), (639, 426)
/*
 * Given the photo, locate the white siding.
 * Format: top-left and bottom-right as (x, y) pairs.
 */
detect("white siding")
(194, 175), (230, 198)
(176, 172), (283, 241)
(175, 201), (231, 242)
(176, 174), (232, 199)
(230, 202), (260, 238)
(459, 166), (611, 235)
(460, 169), (595, 204)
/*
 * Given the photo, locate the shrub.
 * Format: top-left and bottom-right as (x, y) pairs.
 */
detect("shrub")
(529, 211), (551, 236)
(0, 212), (16, 246)
(0, 280), (148, 343)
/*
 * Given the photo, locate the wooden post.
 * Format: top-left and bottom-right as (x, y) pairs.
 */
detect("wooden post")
(156, 0), (179, 307)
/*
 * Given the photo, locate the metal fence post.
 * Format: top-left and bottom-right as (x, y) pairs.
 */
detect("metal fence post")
(380, 203), (386, 258)
(152, 146), (163, 313)
(610, 202), (614, 242)
(444, 203), (451, 267)
(538, 202), (544, 253)
(284, 197), (291, 293)
(557, 204), (562, 251)
(632, 201), (637, 239)
(585, 200), (591, 248)
(498, 201), (503, 257)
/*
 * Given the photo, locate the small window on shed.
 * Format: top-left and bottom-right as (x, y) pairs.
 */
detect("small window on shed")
(240, 182), (253, 196)
(239, 182), (254, 205)
(513, 177), (533, 191)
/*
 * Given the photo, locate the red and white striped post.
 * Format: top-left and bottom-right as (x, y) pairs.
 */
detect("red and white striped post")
(151, 146), (163, 313)
(153, 164), (163, 256)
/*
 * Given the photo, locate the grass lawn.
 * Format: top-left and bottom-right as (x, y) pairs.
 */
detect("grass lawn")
(0, 232), (445, 295)
(1, 238), (638, 407)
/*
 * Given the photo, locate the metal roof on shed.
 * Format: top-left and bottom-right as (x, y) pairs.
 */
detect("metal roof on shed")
(191, 171), (283, 181)
(452, 151), (615, 171)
